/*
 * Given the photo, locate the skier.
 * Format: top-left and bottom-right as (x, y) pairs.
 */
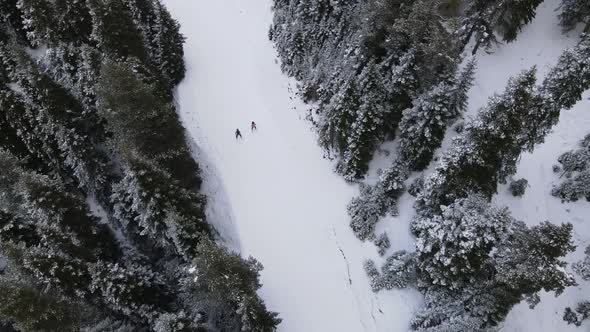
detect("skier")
(251, 121), (257, 131)
(235, 128), (242, 139)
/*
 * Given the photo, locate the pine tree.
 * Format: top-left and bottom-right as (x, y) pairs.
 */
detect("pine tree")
(559, 0), (590, 32)
(0, 282), (83, 331)
(398, 59), (476, 171)
(413, 195), (511, 289)
(365, 251), (417, 291)
(97, 60), (202, 188)
(417, 68), (540, 216)
(187, 239), (281, 332)
(273, 0), (460, 180)
(461, 0), (544, 54)
(410, 216), (575, 331)
(564, 245), (590, 326)
(552, 134), (590, 202)
(86, 0), (147, 60)
(111, 155), (210, 259)
(336, 63), (387, 180)
(17, 0), (56, 46)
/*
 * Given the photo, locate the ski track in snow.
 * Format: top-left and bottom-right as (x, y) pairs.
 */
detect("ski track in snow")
(163, 1), (421, 331)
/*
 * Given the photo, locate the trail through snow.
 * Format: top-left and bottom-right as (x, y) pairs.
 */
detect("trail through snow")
(162, 1), (421, 331)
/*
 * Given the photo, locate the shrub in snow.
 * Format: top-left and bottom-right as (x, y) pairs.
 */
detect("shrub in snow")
(379, 251), (417, 290)
(408, 177), (424, 197)
(564, 302), (590, 326)
(348, 183), (396, 241)
(374, 232), (391, 256)
(509, 178), (528, 197)
(364, 251), (417, 292)
(454, 120), (465, 133)
(573, 245), (590, 281)
(364, 260), (382, 292)
(552, 134), (590, 202)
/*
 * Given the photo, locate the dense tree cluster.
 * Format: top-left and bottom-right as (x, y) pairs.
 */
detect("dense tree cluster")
(272, 1), (590, 329)
(0, 1), (279, 331)
(348, 60), (475, 239)
(271, 0), (462, 180)
(270, 0), (546, 181)
(406, 35), (590, 330)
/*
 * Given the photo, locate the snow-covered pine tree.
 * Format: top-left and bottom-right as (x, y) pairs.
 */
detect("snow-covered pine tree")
(18, 0), (92, 46)
(16, 0), (55, 46)
(416, 68), (539, 217)
(0, 45), (110, 196)
(86, 0), (147, 60)
(0, 281), (84, 331)
(564, 245), (590, 326)
(365, 250), (417, 292)
(96, 59), (202, 189)
(461, 0), (544, 54)
(404, 37), (590, 329)
(335, 63), (387, 180)
(398, 59), (476, 171)
(123, 0), (186, 90)
(410, 210), (575, 331)
(552, 134), (590, 202)
(188, 239), (281, 332)
(412, 195), (511, 289)
(111, 155), (210, 258)
(560, 0), (590, 32)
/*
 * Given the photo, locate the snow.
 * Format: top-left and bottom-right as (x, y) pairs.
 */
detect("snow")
(24, 45), (48, 61)
(162, 0), (421, 331)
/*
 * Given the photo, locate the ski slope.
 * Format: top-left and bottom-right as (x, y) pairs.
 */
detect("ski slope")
(162, 1), (421, 331)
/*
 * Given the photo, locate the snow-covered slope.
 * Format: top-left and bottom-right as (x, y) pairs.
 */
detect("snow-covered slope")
(163, 0), (590, 330)
(467, 2), (590, 331)
(362, 1), (590, 331)
(162, 1), (421, 331)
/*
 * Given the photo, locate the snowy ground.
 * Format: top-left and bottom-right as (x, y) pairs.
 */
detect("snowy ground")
(163, 1), (421, 331)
